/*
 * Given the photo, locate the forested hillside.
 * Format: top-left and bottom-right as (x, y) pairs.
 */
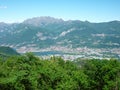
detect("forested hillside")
(0, 46), (19, 55)
(0, 46), (19, 60)
(0, 53), (120, 90)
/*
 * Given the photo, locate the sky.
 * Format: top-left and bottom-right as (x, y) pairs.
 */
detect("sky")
(0, 0), (120, 23)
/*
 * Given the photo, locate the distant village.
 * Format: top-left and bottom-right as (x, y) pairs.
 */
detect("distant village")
(16, 45), (120, 60)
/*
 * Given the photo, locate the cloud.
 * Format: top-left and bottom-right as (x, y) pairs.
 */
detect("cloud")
(0, 6), (7, 9)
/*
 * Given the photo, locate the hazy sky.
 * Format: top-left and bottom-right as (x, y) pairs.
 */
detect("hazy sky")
(0, 0), (120, 23)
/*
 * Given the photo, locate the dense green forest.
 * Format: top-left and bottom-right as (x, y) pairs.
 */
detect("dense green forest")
(0, 53), (120, 90)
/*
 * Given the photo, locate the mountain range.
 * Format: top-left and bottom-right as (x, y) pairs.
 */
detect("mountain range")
(0, 17), (120, 59)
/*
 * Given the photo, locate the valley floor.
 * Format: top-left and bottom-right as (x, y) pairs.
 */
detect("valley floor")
(16, 46), (120, 60)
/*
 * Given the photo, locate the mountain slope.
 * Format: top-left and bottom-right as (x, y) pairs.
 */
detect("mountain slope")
(0, 46), (19, 55)
(0, 17), (120, 59)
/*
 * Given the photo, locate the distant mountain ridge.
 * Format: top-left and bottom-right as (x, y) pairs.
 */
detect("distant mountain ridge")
(0, 17), (120, 58)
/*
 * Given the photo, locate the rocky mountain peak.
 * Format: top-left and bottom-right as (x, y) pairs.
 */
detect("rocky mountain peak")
(23, 16), (64, 26)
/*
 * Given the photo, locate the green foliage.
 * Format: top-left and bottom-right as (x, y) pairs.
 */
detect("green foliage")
(0, 54), (120, 90)
(76, 59), (120, 90)
(0, 53), (88, 90)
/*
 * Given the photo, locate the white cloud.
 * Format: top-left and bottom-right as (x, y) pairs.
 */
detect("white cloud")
(0, 6), (7, 9)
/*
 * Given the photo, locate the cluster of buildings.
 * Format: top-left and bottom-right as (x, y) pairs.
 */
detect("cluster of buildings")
(16, 45), (120, 60)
